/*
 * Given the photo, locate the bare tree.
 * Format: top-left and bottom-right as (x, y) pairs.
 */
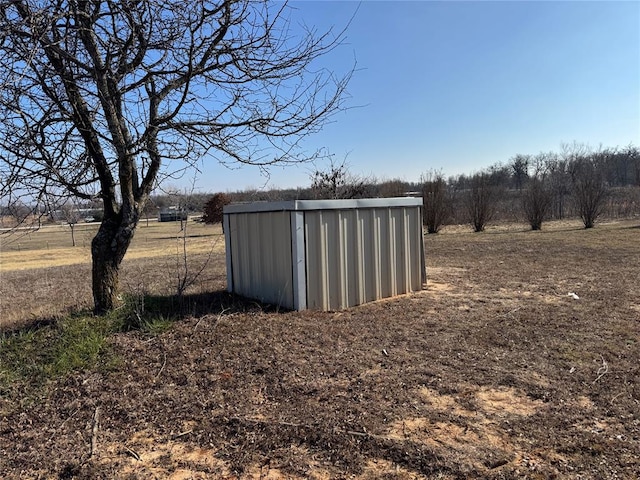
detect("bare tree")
(465, 173), (499, 232)
(544, 155), (570, 220)
(310, 159), (370, 200)
(571, 156), (609, 229)
(631, 146), (640, 187)
(3, 201), (33, 228)
(420, 170), (451, 234)
(522, 177), (552, 230)
(1, 1), (352, 313)
(519, 155), (552, 230)
(59, 199), (82, 246)
(510, 154), (530, 191)
(140, 198), (157, 227)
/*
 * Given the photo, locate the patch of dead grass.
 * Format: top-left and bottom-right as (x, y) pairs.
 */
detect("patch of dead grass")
(0, 223), (225, 272)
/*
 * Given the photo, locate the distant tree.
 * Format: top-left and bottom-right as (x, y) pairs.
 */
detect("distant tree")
(486, 163), (511, 189)
(202, 193), (232, 225)
(630, 145), (640, 187)
(465, 173), (499, 232)
(140, 199), (158, 227)
(377, 179), (407, 198)
(522, 177), (552, 230)
(182, 193), (210, 213)
(310, 160), (370, 200)
(149, 194), (171, 212)
(571, 157), (609, 229)
(520, 156), (553, 230)
(0, 1), (351, 313)
(587, 145), (639, 188)
(544, 155), (570, 220)
(510, 154), (530, 190)
(91, 209), (104, 223)
(4, 201), (32, 228)
(421, 170), (451, 234)
(58, 199), (82, 246)
(163, 187), (193, 229)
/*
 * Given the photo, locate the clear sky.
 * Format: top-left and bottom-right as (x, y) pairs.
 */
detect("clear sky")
(182, 0), (640, 194)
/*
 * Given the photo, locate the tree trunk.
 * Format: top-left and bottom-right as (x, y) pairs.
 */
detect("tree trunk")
(70, 223), (76, 247)
(91, 214), (137, 315)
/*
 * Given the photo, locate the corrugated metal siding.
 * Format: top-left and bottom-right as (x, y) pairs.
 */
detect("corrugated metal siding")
(227, 211), (294, 309)
(304, 207), (423, 310)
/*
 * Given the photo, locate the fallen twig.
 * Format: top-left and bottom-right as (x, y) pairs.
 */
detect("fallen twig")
(124, 446), (141, 461)
(193, 306), (230, 332)
(609, 391), (625, 405)
(228, 416), (301, 428)
(343, 429), (388, 441)
(498, 307), (521, 319)
(90, 407), (100, 458)
(592, 355), (609, 384)
(172, 429), (193, 440)
(346, 430), (369, 438)
(155, 351), (167, 380)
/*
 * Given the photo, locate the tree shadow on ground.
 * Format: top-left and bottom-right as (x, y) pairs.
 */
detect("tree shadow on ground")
(0, 290), (281, 337)
(139, 290), (285, 320)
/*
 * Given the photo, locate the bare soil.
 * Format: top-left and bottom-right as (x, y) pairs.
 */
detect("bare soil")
(1, 219), (639, 479)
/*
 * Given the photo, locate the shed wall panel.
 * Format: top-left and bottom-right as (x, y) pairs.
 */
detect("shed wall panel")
(359, 209), (378, 303)
(228, 211), (294, 309)
(304, 206), (423, 311)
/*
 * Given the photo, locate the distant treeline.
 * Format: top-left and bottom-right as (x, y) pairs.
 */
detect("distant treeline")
(219, 143), (640, 228)
(2, 143), (638, 230)
(441, 143), (640, 227)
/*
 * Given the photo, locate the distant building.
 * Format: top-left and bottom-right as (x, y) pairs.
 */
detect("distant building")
(158, 207), (187, 222)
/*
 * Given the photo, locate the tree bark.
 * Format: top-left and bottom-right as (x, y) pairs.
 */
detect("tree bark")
(91, 214), (137, 315)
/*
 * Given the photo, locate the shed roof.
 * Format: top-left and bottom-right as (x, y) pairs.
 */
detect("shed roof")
(223, 197), (423, 215)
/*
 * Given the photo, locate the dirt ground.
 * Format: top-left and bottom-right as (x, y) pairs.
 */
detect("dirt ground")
(1, 219), (639, 479)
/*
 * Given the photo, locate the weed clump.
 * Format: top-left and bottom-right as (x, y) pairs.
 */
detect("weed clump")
(0, 314), (113, 396)
(0, 295), (177, 408)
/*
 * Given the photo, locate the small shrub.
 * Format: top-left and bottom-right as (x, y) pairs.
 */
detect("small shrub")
(202, 193), (231, 225)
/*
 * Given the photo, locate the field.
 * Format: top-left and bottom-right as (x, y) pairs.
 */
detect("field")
(1, 219), (227, 327)
(1, 218), (639, 479)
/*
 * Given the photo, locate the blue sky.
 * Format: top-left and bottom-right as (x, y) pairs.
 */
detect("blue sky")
(185, 0), (639, 193)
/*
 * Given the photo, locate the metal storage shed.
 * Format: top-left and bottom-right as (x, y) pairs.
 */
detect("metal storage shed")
(223, 198), (426, 311)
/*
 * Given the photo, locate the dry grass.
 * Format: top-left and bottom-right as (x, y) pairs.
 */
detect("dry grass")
(1, 218), (639, 479)
(0, 219), (223, 270)
(0, 220), (225, 327)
